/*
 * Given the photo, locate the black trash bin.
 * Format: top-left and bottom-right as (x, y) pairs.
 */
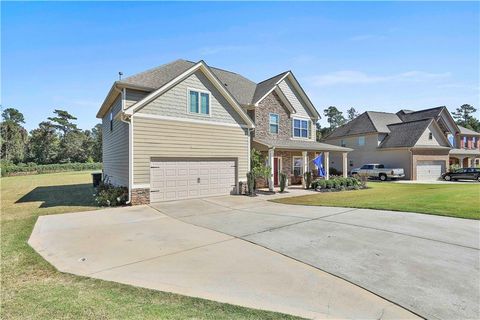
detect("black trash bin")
(92, 172), (102, 187)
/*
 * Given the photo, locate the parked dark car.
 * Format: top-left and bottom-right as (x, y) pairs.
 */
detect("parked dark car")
(442, 167), (480, 181)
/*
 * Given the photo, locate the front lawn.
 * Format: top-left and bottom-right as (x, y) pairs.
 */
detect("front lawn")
(1, 171), (300, 319)
(273, 182), (480, 220)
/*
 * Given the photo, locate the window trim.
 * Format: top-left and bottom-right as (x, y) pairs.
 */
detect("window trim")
(269, 113), (279, 134)
(292, 117), (311, 139)
(187, 88), (212, 117)
(292, 156), (303, 176)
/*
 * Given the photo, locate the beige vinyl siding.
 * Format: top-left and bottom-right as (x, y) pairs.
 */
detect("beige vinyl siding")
(415, 123), (448, 147)
(132, 116), (249, 185)
(278, 78), (314, 119)
(102, 96), (129, 186)
(125, 89), (149, 108)
(138, 70), (246, 125)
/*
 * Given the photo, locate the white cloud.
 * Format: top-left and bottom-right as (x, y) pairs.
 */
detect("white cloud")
(308, 70), (451, 87)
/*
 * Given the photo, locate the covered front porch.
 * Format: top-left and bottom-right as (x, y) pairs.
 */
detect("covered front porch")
(449, 149), (480, 168)
(252, 138), (352, 191)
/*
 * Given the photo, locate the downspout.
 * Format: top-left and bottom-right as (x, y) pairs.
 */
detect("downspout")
(115, 86), (132, 204)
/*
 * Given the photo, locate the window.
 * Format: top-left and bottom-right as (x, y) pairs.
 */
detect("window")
(358, 136), (365, 146)
(269, 113), (279, 134)
(293, 157), (303, 176)
(188, 90), (210, 115)
(341, 139), (346, 147)
(428, 132), (433, 140)
(109, 112), (113, 131)
(293, 119), (310, 138)
(361, 164), (374, 170)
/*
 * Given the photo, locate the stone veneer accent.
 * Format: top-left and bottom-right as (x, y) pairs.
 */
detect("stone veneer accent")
(254, 91), (292, 140)
(131, 188), (150, 205)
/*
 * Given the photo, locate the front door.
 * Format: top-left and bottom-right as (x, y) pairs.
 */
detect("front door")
(273, 157), (280, 186)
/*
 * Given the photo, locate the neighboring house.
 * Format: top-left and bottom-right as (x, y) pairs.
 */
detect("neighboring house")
(323, 107), (480, 180)
(97, 59), (350, 204)
(450, 125), (480, 168)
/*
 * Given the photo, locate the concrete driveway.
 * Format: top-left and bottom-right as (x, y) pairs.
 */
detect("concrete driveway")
(29, 196), (479, 319)
(151, 196), (480, 320)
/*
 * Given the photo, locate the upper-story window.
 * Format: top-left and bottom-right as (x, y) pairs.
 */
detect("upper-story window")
(358, 136), (365, 146)
(109, 112), (113, 131)
(341, 139), (346, 147)
(462, 136), (467, 148)
(188, 89), (210, 115)
(293, 118), (310, 138)
(269, 113), (279, 134)
(473, 137), (478, 148)
(428, 132), (433, 140)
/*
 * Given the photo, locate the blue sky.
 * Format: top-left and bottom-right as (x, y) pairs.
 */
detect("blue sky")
(2, 1), (479, 130)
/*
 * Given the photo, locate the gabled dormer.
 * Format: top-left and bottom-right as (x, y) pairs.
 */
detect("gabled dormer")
(247, 71), (320, 141)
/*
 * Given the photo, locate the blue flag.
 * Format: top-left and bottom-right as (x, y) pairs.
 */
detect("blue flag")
(313, 154), (325, 177)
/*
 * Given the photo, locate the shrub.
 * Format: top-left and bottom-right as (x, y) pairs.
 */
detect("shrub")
(95, 182), (128, 207)
(1, 162), (102, 176)
(246, 171), (255, 196)
(279, 172), (287, 192)
(325, 180), (333, 189)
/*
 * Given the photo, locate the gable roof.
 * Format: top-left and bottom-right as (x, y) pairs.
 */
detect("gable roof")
(378, 119), (433, 148)
(98, 59), (320, 120)
(395, 106), (444, 122)
(458, 125), (480, 136)
(324, 111), (400, 139)
(252, 71), (289, 104)
(366, 111), (402, 133)
(119, 59), (257, 106)
(123, 60), (255, 128)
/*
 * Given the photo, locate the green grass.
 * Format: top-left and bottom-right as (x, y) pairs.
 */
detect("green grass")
(273, 182), (480, 220)
(1, 171), (301, 319)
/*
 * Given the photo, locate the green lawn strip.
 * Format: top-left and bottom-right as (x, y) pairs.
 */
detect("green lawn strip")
(272, 182), (480, 220)
(1, 171), (302, 319)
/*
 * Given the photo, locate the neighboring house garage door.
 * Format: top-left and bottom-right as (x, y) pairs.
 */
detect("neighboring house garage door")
(150, 159), (236, 202)
(416, 160), (445, 181)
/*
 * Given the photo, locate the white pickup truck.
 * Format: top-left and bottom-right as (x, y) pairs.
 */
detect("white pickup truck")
(351, 164), (405, 181)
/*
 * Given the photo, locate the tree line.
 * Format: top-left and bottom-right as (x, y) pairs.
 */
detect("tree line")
(1, 108), (102, 165)
(316, 104), (479, 141)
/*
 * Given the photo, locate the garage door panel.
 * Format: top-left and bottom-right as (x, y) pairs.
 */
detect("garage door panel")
(150, 159), (236, 202)
(416, 160), (445, 181)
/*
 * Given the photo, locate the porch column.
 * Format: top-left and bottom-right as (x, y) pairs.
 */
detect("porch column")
(468, 157), (472, 167)
(459, 156), (465, 168)
(324, 151), (330, 180)
(342, 152), (348, 178)
(302, 151), (308, 188)
(268, 148), (275, 191)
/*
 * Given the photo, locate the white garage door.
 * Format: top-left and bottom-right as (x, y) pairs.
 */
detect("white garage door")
(416, 161), (445, 181)
(150, 159), (236, 202)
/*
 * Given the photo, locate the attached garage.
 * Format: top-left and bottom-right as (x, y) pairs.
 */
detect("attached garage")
(416, 160), (445, 181)
(150, 159), (237, 202)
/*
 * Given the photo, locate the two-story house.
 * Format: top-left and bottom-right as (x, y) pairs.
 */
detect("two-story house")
(323, 107), (480, 180)
(97, 59), (350, 204)
(449, 125), (480, 168)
